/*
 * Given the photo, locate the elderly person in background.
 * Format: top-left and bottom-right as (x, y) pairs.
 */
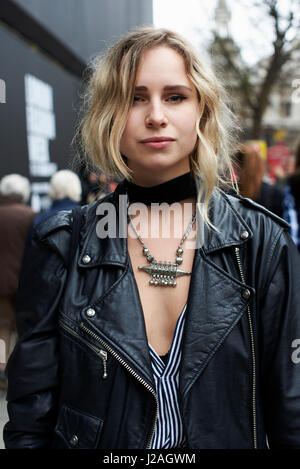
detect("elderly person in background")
(32, 169), (82, 228)
(0, 174), (35, 388)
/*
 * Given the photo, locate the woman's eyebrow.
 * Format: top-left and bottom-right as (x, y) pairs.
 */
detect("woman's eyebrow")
(134, 85), (193, 92)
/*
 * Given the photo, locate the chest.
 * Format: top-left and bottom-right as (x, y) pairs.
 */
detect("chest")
(127, 231), (196, 355)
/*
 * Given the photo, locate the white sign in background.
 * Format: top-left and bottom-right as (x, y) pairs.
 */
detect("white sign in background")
(0, 79), (5, 103)
(0, 339), (5, 364)
(24, 74), (57, 211)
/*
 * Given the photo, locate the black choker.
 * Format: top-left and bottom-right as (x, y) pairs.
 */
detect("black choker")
(125, 172), (197, 205)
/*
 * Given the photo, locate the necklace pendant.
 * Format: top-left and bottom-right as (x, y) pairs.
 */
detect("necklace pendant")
(138, 260), (191, 287)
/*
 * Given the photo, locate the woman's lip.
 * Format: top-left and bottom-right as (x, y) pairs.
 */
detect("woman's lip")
(140, 137), (175, 143)
(141, 140), (174, 149)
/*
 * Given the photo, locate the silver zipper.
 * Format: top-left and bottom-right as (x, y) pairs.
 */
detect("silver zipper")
(59, 318), (158, 448)
(59, 320), (108, 379)
(234, 247), (257, 449)
(100, 350), (108, 379)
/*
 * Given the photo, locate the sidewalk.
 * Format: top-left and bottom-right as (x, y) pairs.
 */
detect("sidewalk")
(0, 332), (16, 450)
(0, 389), (7, 449)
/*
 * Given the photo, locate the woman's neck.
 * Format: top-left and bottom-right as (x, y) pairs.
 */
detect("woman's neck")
(125, 171), (197, 206)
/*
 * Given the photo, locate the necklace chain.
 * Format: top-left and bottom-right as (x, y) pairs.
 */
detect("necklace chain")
(128, 205), (197, 287)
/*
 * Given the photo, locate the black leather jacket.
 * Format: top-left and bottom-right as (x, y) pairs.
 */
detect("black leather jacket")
(3, 179), (300, 449)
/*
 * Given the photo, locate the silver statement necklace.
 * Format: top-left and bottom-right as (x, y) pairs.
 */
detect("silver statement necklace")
(128, 207), (197, 287)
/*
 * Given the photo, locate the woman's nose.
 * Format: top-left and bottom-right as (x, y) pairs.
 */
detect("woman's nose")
(145, 101), (168, 128)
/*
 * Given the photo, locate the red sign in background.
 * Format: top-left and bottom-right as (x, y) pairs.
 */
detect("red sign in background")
(267, 142), (294, 183)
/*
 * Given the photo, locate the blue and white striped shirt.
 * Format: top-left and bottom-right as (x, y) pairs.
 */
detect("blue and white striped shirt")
(149, 303), (187, 449)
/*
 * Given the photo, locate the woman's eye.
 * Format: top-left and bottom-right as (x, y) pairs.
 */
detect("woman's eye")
(133, 95), (186, 104)
(167, 95), (186, 103)
(133, 96), (144, 103)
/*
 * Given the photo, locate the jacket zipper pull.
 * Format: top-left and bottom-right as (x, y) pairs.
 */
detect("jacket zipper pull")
(100, 350), (108, 379)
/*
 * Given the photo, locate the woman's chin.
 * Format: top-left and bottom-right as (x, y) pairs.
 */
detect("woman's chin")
(141, 154), (186, 169)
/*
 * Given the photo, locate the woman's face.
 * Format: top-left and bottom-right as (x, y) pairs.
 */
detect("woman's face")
(120, 46), (199, 186)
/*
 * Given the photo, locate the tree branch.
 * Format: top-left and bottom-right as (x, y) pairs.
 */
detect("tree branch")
(210, 0), (300, 137)
(213, 35), (256, 110)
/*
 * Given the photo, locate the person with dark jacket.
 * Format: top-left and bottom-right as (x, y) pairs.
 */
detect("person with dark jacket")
(283, 141), (300, 251)
(3, 27), (300, 449)
(0, 174), (35, 388)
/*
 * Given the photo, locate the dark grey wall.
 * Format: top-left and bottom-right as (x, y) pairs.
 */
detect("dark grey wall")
(11, 0), (153, 63)
(0, 26), (79, 188)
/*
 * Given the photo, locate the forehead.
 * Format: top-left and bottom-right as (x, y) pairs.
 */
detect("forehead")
(135, 46), (189, 85)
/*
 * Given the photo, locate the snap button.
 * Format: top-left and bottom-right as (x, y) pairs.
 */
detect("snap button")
(242, 289), (251, 300)
(240, 231), (249, 240)
(82, 255), (91, 264)
(69, 434), (79, 446)
(86, 308), (96, 318)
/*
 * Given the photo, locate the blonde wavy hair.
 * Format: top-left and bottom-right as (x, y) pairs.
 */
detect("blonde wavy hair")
(77, 26), (239, 228)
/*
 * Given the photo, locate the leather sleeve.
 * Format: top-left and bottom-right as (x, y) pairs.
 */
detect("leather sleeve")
(3, 231), (68, 448)
(259, 230), (300, 448)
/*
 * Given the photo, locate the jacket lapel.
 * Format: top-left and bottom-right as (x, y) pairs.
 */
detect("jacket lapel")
(78, 184), (155, 389)
(83, 258), (156, 389)
(179, 249), (253, 399)
(179, 180), (254, 398)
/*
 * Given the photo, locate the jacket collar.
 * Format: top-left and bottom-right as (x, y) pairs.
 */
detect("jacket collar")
(0, 194), (24, 205)
(78, 176), (252, 268)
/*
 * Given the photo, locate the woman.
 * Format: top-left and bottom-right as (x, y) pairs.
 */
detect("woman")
(234, 143), (284, 218)
(3, 27), (300, 449)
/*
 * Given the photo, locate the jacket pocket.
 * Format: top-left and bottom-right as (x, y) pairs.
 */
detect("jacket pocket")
(54, 404), (104, 449)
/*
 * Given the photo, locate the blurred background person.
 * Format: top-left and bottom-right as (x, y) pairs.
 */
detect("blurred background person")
(85, 171), (117, 204)
(234, 143), (284, 218)
(85, 171), (105, 204)
(0, 174), (35, 388)
(32, 169), (82, 228)
(283, 141), (300, 251)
